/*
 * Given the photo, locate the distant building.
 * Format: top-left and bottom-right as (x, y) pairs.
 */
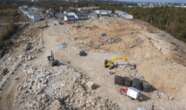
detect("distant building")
(55, 12), (64, 19)
(63, 12), (78, 22)
(46, 8), (55, 18)
(19, 6), (44, 22)
(76, 12), (89, 20)
(94, 10), (112, 16)
(115, 10), (133, 20)
(77, 7), (99, 12)
(89, 12), (98, 19)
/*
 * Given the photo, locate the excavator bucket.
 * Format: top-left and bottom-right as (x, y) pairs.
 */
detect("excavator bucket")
(104, 60), (115, 69)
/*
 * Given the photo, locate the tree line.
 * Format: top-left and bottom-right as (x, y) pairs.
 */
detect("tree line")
(124, 7), (186, 42)
(96, 3), (186, 42)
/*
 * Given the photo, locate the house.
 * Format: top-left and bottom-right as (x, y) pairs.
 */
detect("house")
(94, 10), (112, 16)
(25, 13), (43, 22)
(26, 7), (44, 22)
(115, 10), (133, 20)
(19, 6), (44, 22)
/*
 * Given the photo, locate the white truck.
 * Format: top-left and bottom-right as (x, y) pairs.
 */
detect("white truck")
(120, 87), (143, 100)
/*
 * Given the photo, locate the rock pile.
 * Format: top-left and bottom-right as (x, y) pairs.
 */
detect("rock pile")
(15, 64), (120, 110)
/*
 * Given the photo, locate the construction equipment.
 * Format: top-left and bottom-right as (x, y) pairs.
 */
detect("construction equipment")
(132, 78), (143, 91)
(79, 50), (87, 56)
(47, 51), (61, 66)
(120, 87), (144, 100)
(120, 87), (147, 101)
(104, 56), (128, 69)
(120, 87), (140, 100)
(114, 75), (132, 86)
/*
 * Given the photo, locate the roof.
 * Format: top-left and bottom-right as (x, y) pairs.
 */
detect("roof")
(19, 6), (44, 22)
(94, 10), (112, 15)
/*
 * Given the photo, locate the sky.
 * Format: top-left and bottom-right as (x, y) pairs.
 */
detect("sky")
(117, 0), (186, 3)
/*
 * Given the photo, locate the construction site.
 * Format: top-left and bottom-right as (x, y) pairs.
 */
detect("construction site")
(1, 6), (186, 110)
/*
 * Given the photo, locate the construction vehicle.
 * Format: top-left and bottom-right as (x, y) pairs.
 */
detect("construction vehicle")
(104, 56), (128, 69)
(47, 51), (61, 66)
(120, 87), (144, 101)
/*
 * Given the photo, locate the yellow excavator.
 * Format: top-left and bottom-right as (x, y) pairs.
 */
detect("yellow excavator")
(104, 56), (128, 69)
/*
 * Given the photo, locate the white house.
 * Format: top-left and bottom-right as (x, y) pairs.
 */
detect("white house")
(94, 10), (112, 16)
(115, 10), (133, 20)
